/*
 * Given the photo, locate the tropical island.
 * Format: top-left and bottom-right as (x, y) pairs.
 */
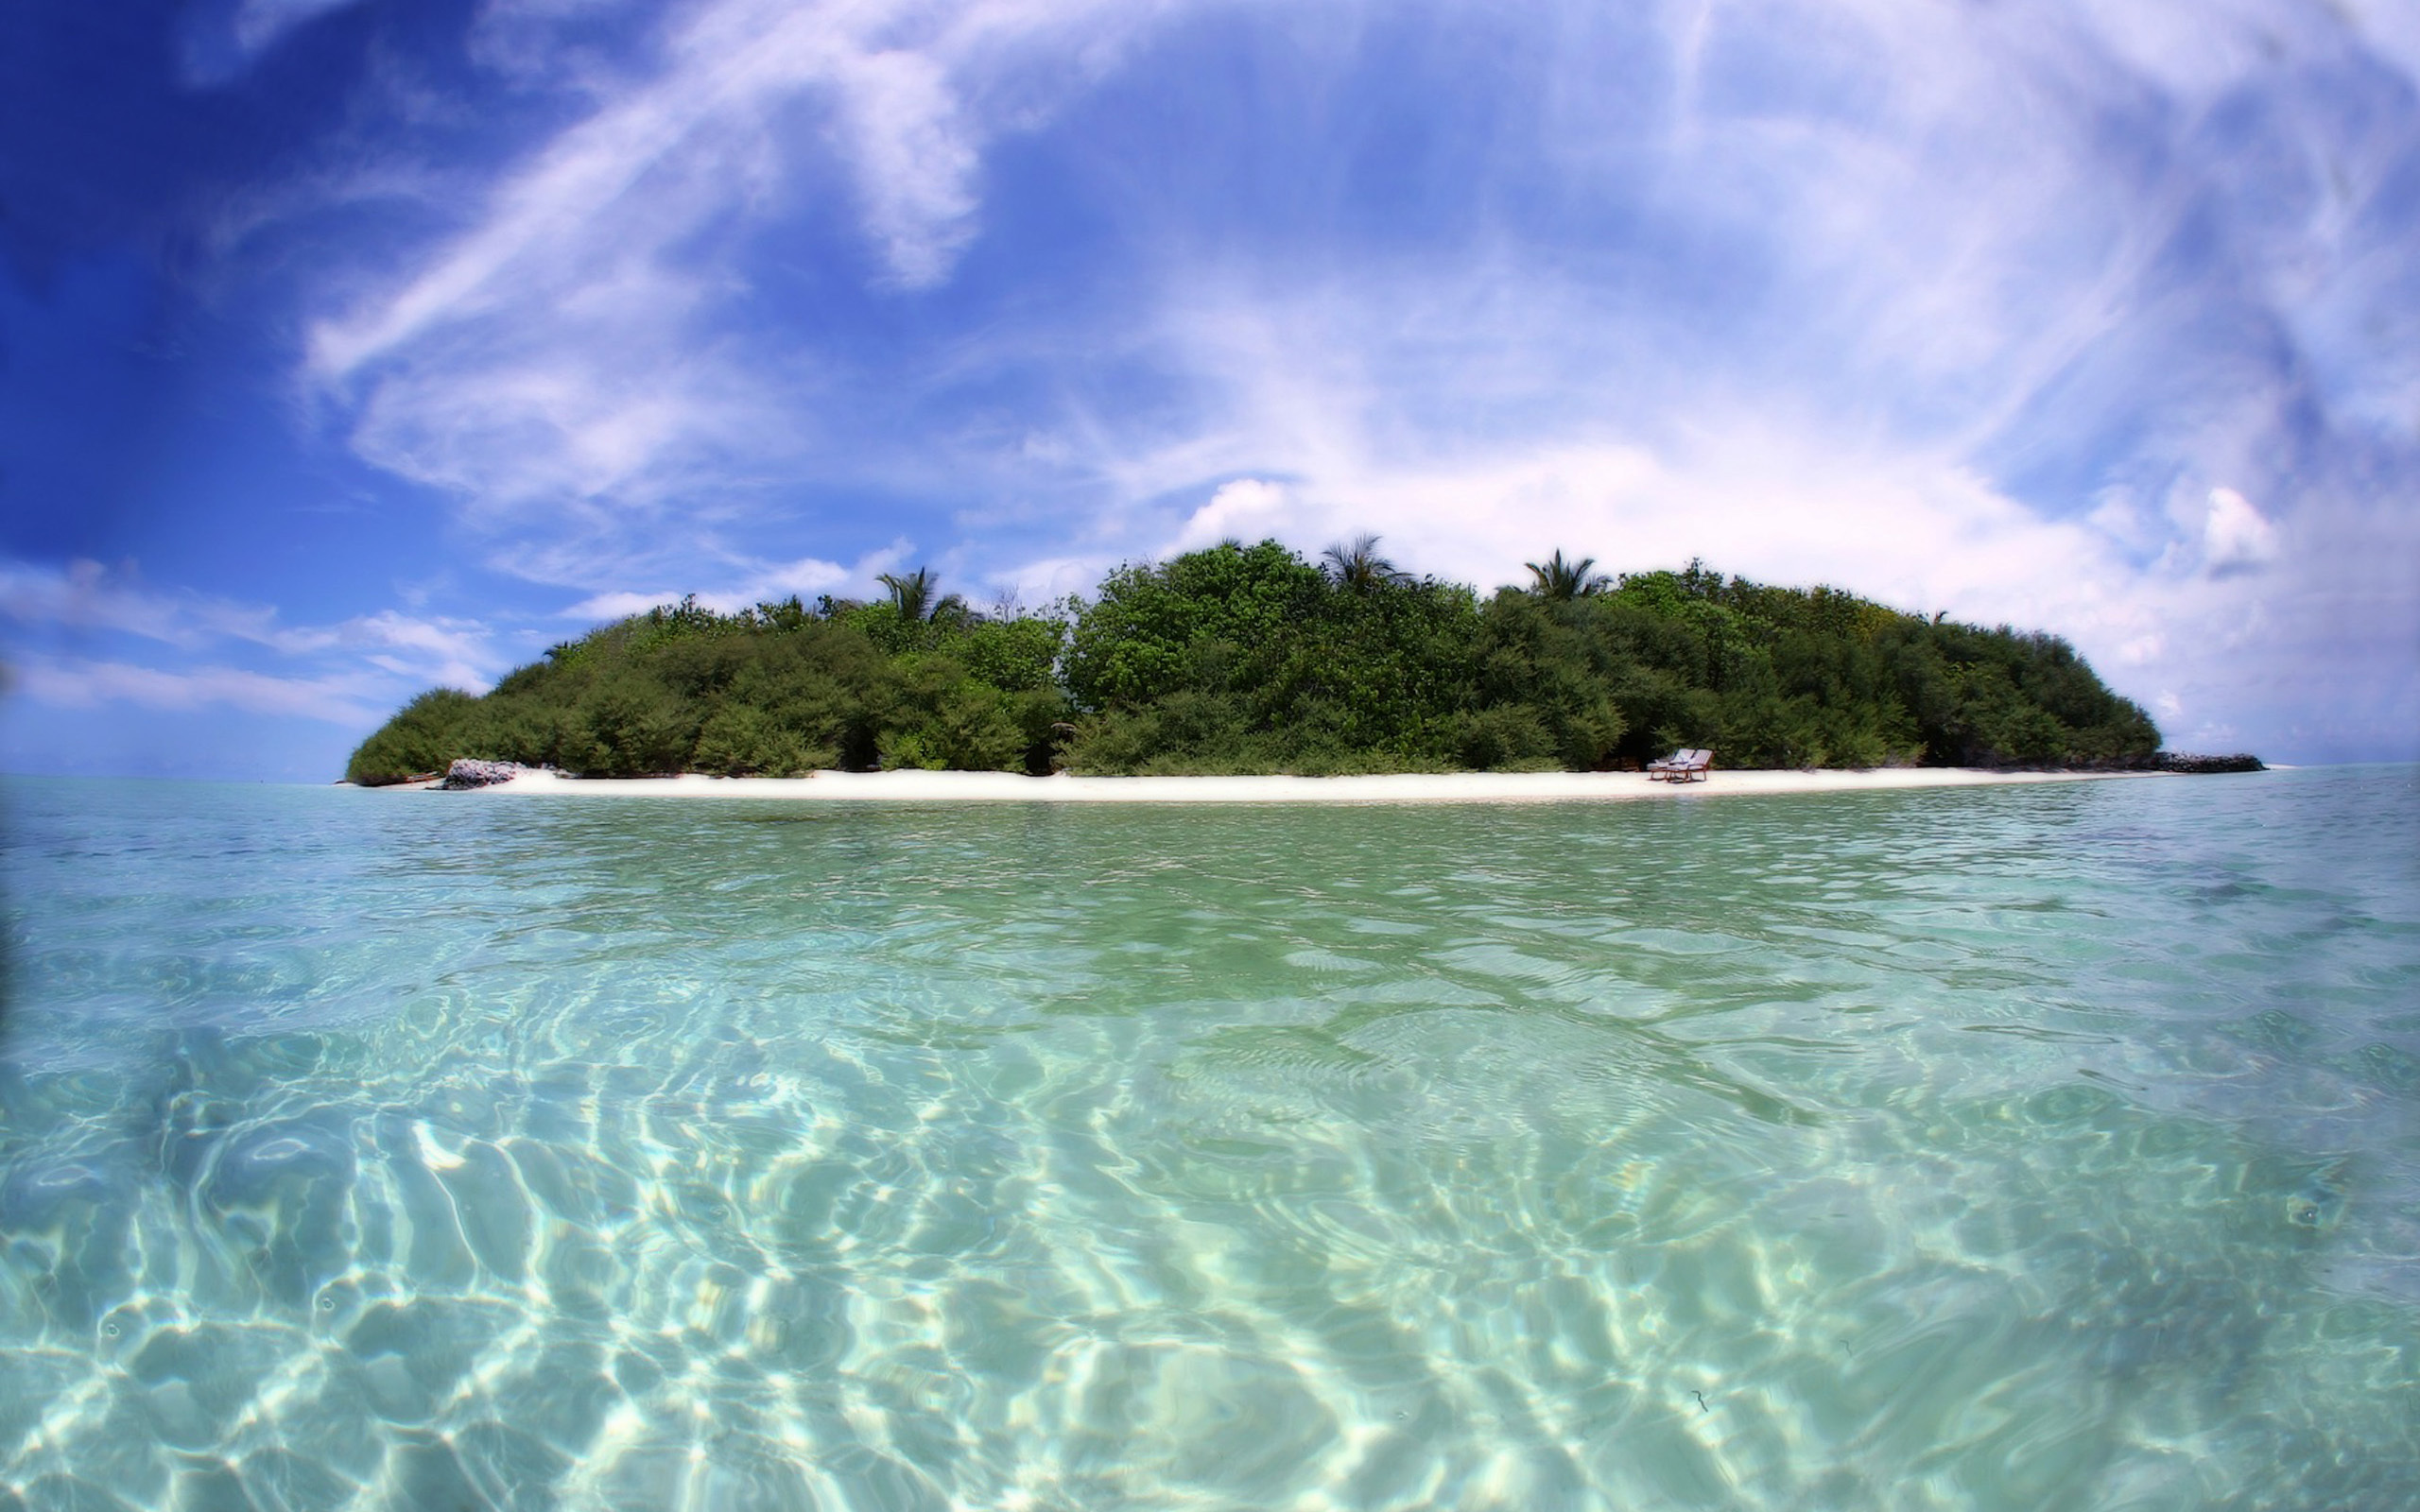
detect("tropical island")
(346, 539), (2171, 786)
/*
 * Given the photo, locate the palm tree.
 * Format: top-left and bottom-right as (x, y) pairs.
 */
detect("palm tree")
(1526, 549), (1611, 600)
(1322, 533), (1409, 592)
(876, 567), (967, 622)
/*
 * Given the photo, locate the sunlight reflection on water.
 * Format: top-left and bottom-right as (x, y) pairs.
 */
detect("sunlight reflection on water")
(2, 769), (2416, 1509)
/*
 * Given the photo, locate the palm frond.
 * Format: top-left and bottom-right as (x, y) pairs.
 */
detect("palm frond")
(1525, 549), (1610, 600)
(877, 567), (942, 621)
(1322, 533), (1408, 592)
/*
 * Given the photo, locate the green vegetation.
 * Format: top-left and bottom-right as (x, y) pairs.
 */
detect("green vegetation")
(344, 591), (1067, 783)
(345, 542), (2160, 783)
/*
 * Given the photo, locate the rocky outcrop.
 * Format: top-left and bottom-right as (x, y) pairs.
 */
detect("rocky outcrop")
(439, 759), (527, 789)
(2152, 753), (2266, 774)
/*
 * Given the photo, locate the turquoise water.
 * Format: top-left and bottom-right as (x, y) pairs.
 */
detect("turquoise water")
(3, 770), (2416, 1511)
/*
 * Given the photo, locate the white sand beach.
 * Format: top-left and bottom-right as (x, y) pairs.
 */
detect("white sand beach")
(433, 765), (2164, 803)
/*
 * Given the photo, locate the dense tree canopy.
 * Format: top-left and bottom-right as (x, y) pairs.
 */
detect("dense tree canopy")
(345, 545), (2161, 783)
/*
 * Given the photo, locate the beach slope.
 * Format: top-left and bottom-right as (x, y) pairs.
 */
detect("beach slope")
(441, 767), (2163, 803)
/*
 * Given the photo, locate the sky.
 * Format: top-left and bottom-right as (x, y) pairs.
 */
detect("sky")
(4, 0), (2417, 779)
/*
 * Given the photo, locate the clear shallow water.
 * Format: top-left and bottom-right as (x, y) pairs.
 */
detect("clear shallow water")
(2, 770), (2416, 1512)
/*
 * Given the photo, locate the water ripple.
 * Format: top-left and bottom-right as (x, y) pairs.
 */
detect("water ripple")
(2, 770), (2416, 1508)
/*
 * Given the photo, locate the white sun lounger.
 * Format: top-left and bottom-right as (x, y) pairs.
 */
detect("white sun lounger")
(1648, 748), (1713, 782)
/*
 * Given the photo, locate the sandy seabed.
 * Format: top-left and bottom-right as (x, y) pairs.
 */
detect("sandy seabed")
(420, 766), (2164, 803)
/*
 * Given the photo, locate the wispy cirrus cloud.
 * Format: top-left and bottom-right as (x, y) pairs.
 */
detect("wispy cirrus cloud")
(0, 558), (510, 713)
(302, 0), (1171, 557)
(180, 0), (375, 86)
(0, 557), (272, 647)
(10, 657), (390, 725)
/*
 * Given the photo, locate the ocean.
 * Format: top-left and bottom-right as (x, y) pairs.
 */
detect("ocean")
(3, 768), (2415, 1510)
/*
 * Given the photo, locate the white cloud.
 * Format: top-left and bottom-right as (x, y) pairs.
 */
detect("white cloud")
(11, 658), (389, 726)
(559, 590), (688, 620)
(0, 558), (511, 724)
(0, 558), (298, 649)
(833, 46), (980, 288)
(261, 610), (502, 691)
(233, 0), (366, 57)
(304, 0), (1167, 535)
(986, 552), (1118, 607)
(2118, 634), (2167, 667)
(1133, 424), (2178, 650)
(756, 554), (855, 598)
(2202, 487), (2280, 576)
(556, 542), (907, 619)
(1167, 478), (1296, 554)
(0, 558), (502, 679)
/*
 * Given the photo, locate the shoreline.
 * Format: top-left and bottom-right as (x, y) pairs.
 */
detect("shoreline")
(399, 766), (2172, 804)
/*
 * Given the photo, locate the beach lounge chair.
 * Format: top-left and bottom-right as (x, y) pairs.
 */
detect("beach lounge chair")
(1648, 748), (1713, 782)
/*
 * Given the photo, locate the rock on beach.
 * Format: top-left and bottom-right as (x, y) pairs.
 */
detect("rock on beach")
(439, 760), (527, 790)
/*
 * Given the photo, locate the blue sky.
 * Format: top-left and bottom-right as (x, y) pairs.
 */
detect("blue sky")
(5, 0), (2417, 778)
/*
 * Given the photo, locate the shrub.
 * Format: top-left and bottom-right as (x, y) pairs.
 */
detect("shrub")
(345, 689), (483, 784)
